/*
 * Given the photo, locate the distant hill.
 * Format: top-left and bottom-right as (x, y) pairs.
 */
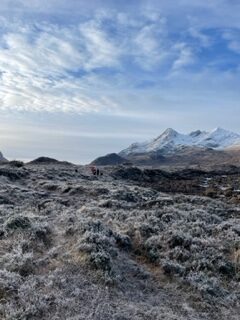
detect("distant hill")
(28, 157), (72, 165)
(91, 153), (130, 166)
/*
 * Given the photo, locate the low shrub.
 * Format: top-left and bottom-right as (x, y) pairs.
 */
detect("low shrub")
(32, 224), (52, 247)
(5, 215), (31, 230)
(77, 220), (117, 277)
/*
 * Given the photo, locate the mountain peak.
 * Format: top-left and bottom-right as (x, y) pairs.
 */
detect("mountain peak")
(154, 128), (178, 141)
(162, 128), (178, 136)
(211, 127), (227, 133)
(120, 128), (240, 156)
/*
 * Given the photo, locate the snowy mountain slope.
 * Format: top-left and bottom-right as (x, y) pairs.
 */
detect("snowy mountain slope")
(120, 128), (240, 156)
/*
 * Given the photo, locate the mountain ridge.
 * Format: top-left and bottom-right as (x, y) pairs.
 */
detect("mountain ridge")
(91, 128), (240, 167)
(120, 127), (240, 156)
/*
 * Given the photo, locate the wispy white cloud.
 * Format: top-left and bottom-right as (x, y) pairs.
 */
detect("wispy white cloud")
(188, 27), (212, 48)
(0, 20), (123, 113)
(79, 20), (121, 70)
(172, 43), (195, 71)
(133, 20), (169, 70)
(0, 11), (198, 114)
(0, 1), (239, 116)
(222, 30), (240, 54)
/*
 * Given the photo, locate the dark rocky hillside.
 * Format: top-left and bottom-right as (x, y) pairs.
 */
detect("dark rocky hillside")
(111, 166), (240, 201)
(92, 147), (240, 168)
(91, 153), (130, 166)
(28, 157), (72, 166)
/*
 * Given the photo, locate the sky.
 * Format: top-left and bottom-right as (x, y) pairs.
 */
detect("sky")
(0, 0), (240, 163)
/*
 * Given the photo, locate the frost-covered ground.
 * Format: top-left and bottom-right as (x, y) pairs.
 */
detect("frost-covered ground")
(0, 163), (239, 319)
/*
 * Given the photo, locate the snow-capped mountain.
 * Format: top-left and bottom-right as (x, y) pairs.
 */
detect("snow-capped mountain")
(120, 128), (240, 156)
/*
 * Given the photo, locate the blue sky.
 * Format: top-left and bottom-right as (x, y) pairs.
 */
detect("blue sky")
(0, 0), (240, 163)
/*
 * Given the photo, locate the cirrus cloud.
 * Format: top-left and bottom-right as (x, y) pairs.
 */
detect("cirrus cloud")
(0, 13), (196, 114)
(0, 1), (239, 115)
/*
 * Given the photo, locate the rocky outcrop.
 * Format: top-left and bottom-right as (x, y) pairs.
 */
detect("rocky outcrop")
(0, 151), (8, 162)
